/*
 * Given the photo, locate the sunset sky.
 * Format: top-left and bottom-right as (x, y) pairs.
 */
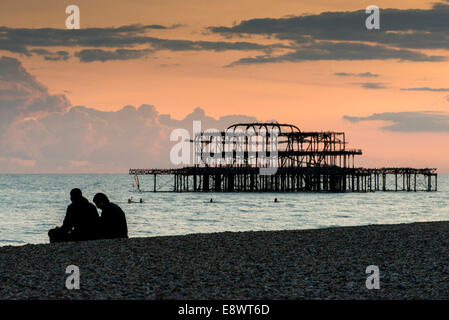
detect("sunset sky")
(0, 0), (448, 173)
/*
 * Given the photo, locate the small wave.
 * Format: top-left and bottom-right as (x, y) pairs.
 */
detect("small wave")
(186, 218), (220, 223)
(0, 239), (26, 244)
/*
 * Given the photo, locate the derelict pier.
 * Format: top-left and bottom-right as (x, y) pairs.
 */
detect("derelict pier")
(129, 123), (437, 192)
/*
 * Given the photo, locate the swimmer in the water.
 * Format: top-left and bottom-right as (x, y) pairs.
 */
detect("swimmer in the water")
(210, 198), (213, 203)
(274, 198), (278, 203)
(128, 197), (133, 203)
(139, 198), (143, 203)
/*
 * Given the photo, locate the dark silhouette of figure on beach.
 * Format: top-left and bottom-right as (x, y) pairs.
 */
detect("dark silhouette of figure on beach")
(93, 193), (128, 239)
(210, 198), (213, 203)
(139, 198), (143, 203)
(274, 198), (278, 203)
(48, 188), (100, 243)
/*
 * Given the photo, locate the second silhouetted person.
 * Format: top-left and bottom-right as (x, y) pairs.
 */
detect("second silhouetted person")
(93, 193), (128, 239)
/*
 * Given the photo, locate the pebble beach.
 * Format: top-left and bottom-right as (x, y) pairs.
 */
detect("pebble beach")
(1, 220), (449, 299)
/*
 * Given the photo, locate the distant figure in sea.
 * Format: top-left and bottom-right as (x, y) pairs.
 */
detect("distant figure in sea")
(48, 188), (100, 243)
(210, 198), (214, 203)
(139, 198), (144, 204)
(93, 193), (128, 239)
(274, 198), (278, 203)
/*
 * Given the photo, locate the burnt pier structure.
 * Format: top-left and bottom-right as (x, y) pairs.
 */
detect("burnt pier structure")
(129, 123), (437, 192)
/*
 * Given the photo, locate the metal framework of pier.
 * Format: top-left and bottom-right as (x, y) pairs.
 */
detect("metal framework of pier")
(129, 123), (437, 193)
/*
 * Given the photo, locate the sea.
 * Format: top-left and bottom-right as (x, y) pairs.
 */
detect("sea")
(0, 174), (448, 246)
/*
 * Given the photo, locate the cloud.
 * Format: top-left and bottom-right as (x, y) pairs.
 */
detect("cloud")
(209, 3), (449, 50)
(335, 72), (379, 77)
(0, 57), (259, 172)
(343, 111), (449, 132)
(145, 38), (280, 52)
(0, 56), (70, 131)
(30, 49), (70, 61)
(157, 63), (181, 68)
(1, 105), (259, 173)
(400, 87), (449, 92)
(354, 82), (387, 89)
(75, 49), (154, 62)
(210, 2), (449, 66)
(226, 42), (445, 66)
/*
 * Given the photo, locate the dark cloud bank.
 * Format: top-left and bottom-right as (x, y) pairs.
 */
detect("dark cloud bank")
(0, 24), (282, 63)
(1, 2), (449, 65)
(210, 2), (449, 66)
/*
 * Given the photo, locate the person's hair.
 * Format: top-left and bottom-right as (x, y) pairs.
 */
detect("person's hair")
(93, 193), (109, 204)
(70, 188), (82, 199)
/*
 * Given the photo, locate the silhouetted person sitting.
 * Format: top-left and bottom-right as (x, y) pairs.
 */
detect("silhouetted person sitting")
(48, 188), (100, 243)
(93, 193), (128, 239)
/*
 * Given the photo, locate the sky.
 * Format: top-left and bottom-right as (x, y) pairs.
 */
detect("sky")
(0, 0), (448, 173)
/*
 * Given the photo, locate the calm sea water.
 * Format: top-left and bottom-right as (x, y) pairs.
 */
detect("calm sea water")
(0, 174), (448, 246)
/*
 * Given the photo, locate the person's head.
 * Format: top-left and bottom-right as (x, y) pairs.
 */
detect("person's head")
(93, 193), (109, 210)
(70, 188), (83, 203)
